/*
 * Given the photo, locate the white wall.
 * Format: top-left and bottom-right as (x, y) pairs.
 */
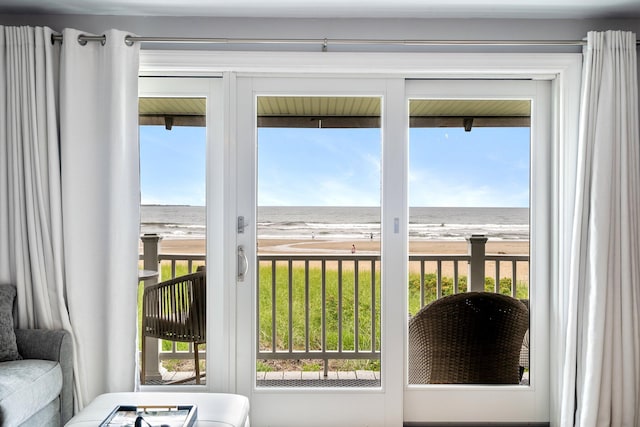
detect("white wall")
(1, 15), (639, 53)
(4, 15), (639, 84)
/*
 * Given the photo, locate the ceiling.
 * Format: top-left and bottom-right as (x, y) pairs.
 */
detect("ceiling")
(2, 0), (640, 19)
(139, 96), (530, 129)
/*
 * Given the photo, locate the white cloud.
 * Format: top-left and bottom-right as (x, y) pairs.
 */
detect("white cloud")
(409, 168), (528, 207)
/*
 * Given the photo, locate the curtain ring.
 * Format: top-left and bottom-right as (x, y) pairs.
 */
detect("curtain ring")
(125, 35), (135, 47)
(77, 34), (106, 46)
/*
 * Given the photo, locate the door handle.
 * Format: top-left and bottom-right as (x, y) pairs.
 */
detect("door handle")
(237, 245), (248, 281)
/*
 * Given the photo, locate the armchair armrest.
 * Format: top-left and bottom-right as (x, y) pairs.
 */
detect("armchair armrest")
(14, 329), (74, 425)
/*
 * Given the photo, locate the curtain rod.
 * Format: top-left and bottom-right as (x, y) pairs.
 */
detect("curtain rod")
(50, 34), (640, 50)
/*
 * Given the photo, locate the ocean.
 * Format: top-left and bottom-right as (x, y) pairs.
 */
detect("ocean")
(141, 205), (529, 241)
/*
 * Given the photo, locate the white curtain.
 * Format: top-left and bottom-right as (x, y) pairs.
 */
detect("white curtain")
(0, 26), (140, 411)
(59, 28), (140, 407)
(0, 27), (68, 328)
(560, 30), (640, 426)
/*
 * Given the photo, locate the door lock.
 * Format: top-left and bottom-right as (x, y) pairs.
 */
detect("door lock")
(237, 216), (248, 234)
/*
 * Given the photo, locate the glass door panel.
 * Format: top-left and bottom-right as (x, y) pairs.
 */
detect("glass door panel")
(139, 103), (207, 386)
(256, 96), (382, 388)
(408, 98), (531, 382)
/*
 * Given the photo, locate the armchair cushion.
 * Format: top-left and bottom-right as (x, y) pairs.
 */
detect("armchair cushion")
(0, 284), (21, 362)
(0, 359), (62, 426)
(15, 329), (74, 425)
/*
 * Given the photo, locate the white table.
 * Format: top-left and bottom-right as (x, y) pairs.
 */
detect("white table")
(138, 269), (159, 281)
(65, 392), (250, 427)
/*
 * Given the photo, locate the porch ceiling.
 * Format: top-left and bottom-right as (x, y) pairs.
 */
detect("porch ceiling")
(139, 96), (530, 129)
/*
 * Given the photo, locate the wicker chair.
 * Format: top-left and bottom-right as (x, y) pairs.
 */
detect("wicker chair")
(141, 268), (206, 384)
(408, 292), (529, 384)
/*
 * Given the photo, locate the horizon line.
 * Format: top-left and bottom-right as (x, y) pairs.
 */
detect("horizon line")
(141, 204), (529, 209)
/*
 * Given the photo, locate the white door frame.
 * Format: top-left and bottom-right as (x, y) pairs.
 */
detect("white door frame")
(403, 79), (551, 423)
(235, 76), (404, 426)
(140, 51), (582, 425)
(137, 77), (233, 393)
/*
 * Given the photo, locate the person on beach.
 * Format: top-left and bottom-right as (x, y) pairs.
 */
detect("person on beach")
(351, 244), (356, 253)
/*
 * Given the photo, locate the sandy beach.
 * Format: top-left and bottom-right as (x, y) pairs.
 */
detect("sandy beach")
(155, 237), (529, 256)
(151, 237), (529, 283)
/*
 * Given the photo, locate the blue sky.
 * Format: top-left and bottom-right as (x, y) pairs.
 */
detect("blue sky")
(140, 125), (529, 207)
(257, 128), (382, 206)
(409, 127), (530, 207)
(140, 125), (206, 205)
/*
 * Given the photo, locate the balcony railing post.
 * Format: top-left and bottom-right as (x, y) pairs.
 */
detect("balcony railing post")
(142, 233), (162, 278)
(141, 233), (162, 382)
(467, 234), (488, 292)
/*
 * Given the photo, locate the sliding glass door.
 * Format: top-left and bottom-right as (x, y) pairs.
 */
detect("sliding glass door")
(403, 80), (550, 423)
(136, 48), (584, 427)
(233, 77), (550, 425)
(235, 76), (405, 426)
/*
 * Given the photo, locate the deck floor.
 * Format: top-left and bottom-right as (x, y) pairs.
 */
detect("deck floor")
(147, 369), (381, 386)
(257, 370), (381, 387)
(151, 369), (526, 387)
(257, 369), (379, 381)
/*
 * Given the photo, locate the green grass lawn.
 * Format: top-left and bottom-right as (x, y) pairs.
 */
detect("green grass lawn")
(258, 263), (381, 352)
(259, 264), (528, 353)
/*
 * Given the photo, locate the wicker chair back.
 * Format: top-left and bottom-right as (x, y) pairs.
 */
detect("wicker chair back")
(408, 291), (529, 384)
(141, 268), (206, 384)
